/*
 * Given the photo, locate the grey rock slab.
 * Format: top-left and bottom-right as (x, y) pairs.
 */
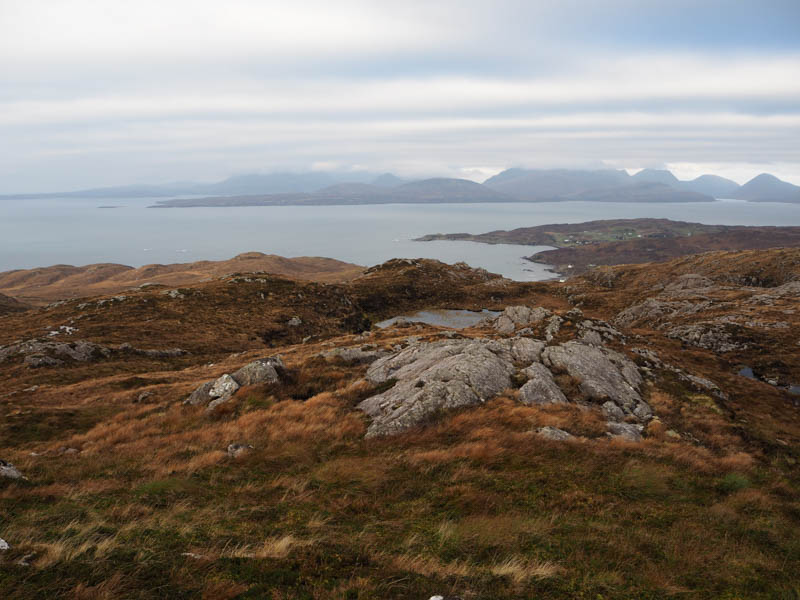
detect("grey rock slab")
(359, 339), (515, 437)
(607, 421), (643, 442)
(535, 426), (573, 441)
(542, 341), (644, 415)
(519, 363), (568, 405)
(320, 347), (388, 364)
(602, 400), (626, 421)
(508, 337), (545, 365)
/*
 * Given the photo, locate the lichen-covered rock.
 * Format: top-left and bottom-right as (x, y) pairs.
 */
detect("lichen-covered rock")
(535, 426), (573, 441)
(519, 363), (567, 405)
(359, 339), (515, 437)
(24, 355), (64, 368)
(607, 422), (643, 442)
(205, 374), (240, 410)
(485, 306), (551, 333)
(508, 338), (545, 365)
(232, 357), (284, 385)
(544, 316), (562, 341)
(577, 319), (624, 345)
(184, 381), (215, 406)
(542, 341), (648, 420)
(0, 460), (25, 480)
(614, 298), (710, 329)
(666, 323), (747, 353)
(601, 400), (625, 421)
(227, 443), (254, 458)
(320, 346), (388, 364)
(185, 357), (283, 407)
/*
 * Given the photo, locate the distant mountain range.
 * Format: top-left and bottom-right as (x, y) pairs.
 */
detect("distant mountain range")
(3, 168), (799, 205)
(483, 168), (799, 203)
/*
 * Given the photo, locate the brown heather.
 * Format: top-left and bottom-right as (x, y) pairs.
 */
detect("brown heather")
(0, 250), (798, 598)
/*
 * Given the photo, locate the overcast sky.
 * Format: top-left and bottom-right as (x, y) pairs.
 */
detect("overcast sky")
(2, 0), (799, 192)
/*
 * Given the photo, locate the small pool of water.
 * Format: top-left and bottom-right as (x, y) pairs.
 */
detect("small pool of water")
(376, 308), (499, 330)
(739, 366), (799, 395)
(738, 366), (756, 379)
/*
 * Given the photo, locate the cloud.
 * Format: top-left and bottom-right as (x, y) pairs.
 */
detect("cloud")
(1, 0), (799, 191)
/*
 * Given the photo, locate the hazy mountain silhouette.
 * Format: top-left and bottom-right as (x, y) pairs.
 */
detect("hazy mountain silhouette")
(631, 168), (681, 186)
(732, 173), (800, 203)
(483, 168), (631, 199)
(680, 174), (741, 198)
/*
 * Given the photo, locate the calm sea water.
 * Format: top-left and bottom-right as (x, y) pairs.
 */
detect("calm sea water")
(1, 197), (798, 281)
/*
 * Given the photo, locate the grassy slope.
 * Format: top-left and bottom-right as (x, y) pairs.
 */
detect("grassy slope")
(0, 253), (365, 306)
(0, 254), (798, 598)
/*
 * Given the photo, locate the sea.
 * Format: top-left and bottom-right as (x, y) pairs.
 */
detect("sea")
(1, 197), (799, 281)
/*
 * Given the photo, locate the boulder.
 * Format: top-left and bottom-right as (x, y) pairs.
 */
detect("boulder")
(185, 357), (283, 407)
(0, 459), (25, 480)
(184, 381), (215, 406)
(227, 443), (254, 458)
(232, 357), (284, 385)
(519, 363), (567, 405)
(535, 426), (573, 441)
(0, 538), (9, 551)
(358, 339), (515, 437)
(607, 422), (643, 442)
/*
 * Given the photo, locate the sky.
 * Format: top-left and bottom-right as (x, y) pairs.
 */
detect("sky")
(1, 0), (799, 193)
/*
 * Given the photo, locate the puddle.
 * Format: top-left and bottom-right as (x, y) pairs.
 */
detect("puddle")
(739, 366), (799, 395)
(738, 366), (756, 379)
(376, 309), (499, 330)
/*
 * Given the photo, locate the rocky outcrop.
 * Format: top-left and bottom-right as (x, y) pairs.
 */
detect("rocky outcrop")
(484, 306), (552, 334)
(358, 339), (516, 437)
(666, 323), (748, 353)
(358, 336), (652, 438)
(542, 341), (650, 421)
(320, 345), (388, 364)
(0, 339), (186, 368)
(614, 298), (711, 329)
(184, 357), (284, 409)
(519, 363), (567, 405)
(0, 340), (111, 365)
(607, 422), (643, 442)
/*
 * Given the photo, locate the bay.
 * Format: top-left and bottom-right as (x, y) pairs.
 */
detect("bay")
(0, 197), (798, 281)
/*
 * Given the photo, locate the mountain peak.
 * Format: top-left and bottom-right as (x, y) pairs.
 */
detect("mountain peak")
(631, 169), (679, 185)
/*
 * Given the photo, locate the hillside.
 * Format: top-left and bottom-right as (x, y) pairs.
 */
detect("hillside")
(0, 253), (365, 305)
(1, 251), (799, 598)
(0, 292), (29, 315)
(151, 178), (513, 207)
(733, 173), (800, 203)
(416, 218), (800, 276)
